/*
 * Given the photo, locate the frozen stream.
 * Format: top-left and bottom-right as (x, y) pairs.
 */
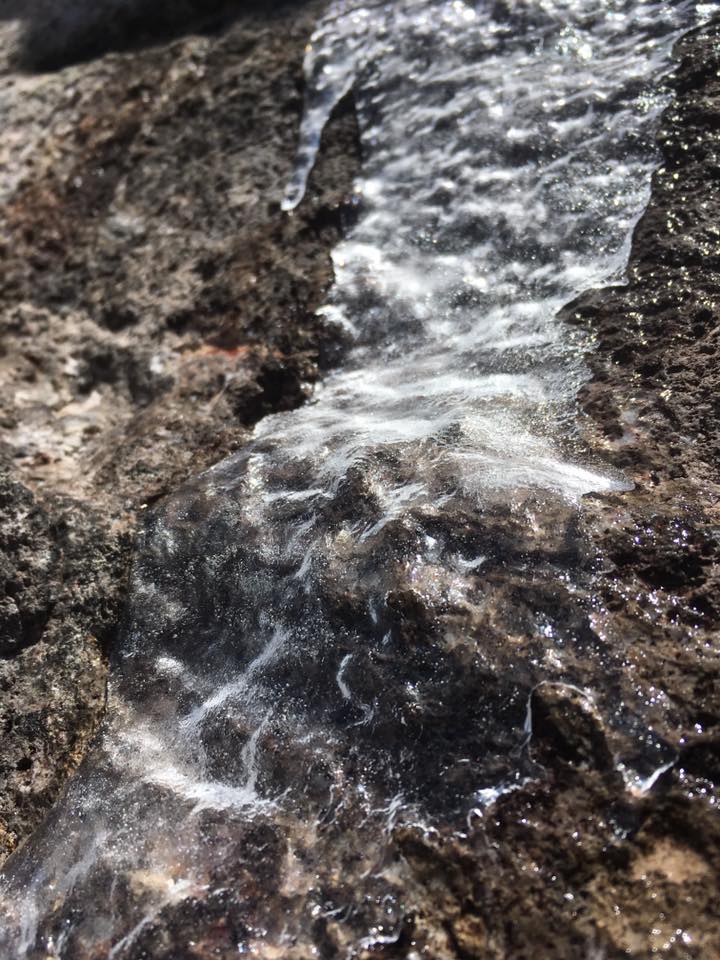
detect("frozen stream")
(0, 1), (704, 957)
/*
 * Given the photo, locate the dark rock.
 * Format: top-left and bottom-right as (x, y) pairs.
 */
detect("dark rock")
(0, 0), (360, 865)
(530, 683), (616, 775)
(0, 472), (127, 859)
(1, 3), (720, 958)
(0, 473), (55, 655)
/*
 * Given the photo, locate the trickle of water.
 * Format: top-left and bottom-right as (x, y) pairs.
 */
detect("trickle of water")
(0, 2), (703, 957)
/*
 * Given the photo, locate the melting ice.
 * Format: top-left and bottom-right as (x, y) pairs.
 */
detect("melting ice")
(0, 1), (702, 957)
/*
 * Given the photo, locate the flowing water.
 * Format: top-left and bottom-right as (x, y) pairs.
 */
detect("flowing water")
(0, 1), (706, 957)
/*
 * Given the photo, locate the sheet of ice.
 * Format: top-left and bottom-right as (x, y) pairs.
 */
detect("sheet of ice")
(0, 2), (702, 956)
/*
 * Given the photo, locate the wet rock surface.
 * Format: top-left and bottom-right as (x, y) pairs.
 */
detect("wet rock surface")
(0, 3), (719, 960)
(0, 0), (360, 865)
(0, 473), (120, 859)
(553, 19), (720, 957)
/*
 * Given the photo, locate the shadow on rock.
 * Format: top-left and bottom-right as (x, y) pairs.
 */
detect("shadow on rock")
(2, 0), (315, 72)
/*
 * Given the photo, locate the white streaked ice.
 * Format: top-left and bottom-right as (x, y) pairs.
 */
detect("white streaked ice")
(0, 1), (704, 956)
(278, 0), (698, 506)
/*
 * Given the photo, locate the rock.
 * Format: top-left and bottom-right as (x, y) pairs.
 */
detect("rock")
(0, 473), (55, 656)
(1, 3), (719, 959)
(530, 683), (616, 775)
(0, 0), (360, 865)
(563, 19), (720, 806)
(0, 471), (126, 860)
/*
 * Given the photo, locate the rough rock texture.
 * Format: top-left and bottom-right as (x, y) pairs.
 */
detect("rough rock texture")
(1, 3), (719, 960)
(0, 0), (360, 864)
(0, 473), (122, 858)
(374, 17), (720, 960)
(548, 19), (720, 957)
